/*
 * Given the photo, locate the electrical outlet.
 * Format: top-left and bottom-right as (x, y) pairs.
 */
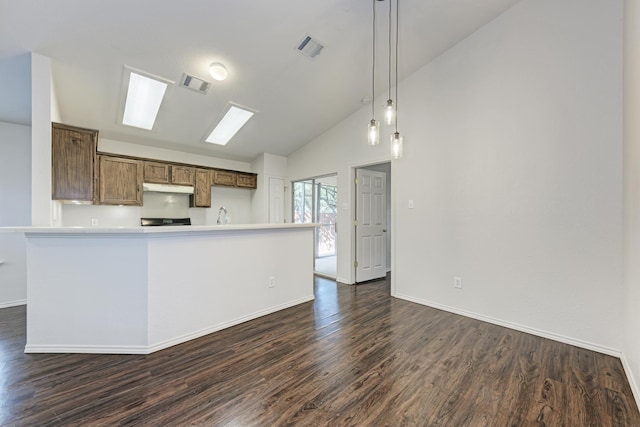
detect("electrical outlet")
(454, 277), (462, 289)
(91, 218), (99, 226)
(268, 276), (276, 288)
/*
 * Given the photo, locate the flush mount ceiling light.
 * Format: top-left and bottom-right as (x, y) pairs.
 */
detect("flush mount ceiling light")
(205, 104), (255, 146)
(121, 67), (172, 130)
(208, 62), (228, 81)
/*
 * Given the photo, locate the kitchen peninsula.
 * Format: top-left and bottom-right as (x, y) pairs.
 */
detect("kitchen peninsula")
(23, 223), (316, 354)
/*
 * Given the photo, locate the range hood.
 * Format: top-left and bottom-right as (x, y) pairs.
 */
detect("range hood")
(142, 183), (194, 194)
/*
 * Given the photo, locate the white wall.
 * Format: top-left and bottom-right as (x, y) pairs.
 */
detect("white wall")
(0, 122), (31, 225)
(0, 55), (35, 308)
(0, 232), (28, 308)
(0, 122), (31, 308)
(398, 0), (622, 353)
(623, 0), (640, 407)
(0, 53), (31, 125)
(251, 155), (266, 223)
(99, 138), (251, 172)
(0, 121), (31, 307)
(251, 153), (288, 224)
(31, 53), (54, 226)
(288, 0), (623, 353)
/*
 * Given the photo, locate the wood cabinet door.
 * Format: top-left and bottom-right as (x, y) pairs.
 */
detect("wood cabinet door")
(144, 161), (170, 184)
(51, 123), (97, 201)
(236, 173), (257, 189)
(212, 170), (237, 186)
(98, 156), (143, 205)
(171, 165), (195, 185)
(190, 168), (211, 208)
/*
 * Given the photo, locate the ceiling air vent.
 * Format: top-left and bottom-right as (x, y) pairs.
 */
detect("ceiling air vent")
(180, 73), (211, 94)
(296, 34), (324, 60)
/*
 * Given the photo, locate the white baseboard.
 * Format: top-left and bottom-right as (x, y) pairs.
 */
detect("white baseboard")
(24, 295), (315, 355)
(336, 276), (353, 285)
(24, 344), (149, 354)
(0, 299), (26, 309)
(314, 271), (336, 280)
(394, 293), (621, 357)
(621, 352), (640, 411)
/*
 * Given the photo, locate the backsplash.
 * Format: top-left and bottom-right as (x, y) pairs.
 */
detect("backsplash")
(62, 204), (141, 227)
(140, 192), (190, 218)
(60, 187), (252, 226)
(208, 186), (251, 224)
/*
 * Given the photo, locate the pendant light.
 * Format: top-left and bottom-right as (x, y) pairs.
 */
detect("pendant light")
(384, 0), (395, 126)
(390, 0), (403, 159)
(367, 0), (380, 146)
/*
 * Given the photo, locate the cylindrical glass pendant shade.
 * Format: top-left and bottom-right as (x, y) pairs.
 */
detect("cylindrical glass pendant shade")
(391, 131), (403, 159)
(368, 119), (380, 146)
(384, 99), (395, 125)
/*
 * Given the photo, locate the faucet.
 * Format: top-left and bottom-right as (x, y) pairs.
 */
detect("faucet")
(216, 206), (227, 225)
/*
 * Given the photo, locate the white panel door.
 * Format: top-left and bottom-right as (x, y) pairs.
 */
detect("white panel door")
(356, 169), (386, 282)
(269, 177), (285, 223)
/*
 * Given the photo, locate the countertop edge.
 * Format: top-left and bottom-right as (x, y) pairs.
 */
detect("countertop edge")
(1, 223), (319, 236)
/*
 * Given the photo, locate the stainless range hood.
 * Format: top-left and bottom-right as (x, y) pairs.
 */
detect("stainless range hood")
(142, 183), (194, 194)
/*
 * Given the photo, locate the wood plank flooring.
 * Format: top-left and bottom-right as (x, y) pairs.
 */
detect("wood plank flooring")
(1, 275), (639, 426)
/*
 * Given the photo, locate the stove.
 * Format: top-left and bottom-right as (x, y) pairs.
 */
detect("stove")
(140, 218), (192, 226)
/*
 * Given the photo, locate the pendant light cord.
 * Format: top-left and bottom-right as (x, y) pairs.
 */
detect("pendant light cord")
(388, 0), (392, 101)
(394, 0), (399, 132)
(372, 0), (376, 118)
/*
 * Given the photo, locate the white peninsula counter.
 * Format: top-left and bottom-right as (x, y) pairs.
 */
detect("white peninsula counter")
(22, 223), (316, 354)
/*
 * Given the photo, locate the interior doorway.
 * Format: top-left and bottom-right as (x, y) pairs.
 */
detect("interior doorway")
(292, 174), (338, 278)
(355, 162), (391, 284)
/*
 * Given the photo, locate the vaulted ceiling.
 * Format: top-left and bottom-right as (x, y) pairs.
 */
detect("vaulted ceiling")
(0, 0), (520, 162)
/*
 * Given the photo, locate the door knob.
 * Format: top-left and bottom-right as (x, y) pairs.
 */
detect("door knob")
(383, 229), (387, 232)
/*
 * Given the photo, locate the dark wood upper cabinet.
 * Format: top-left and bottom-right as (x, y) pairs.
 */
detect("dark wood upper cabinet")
(51, 123), (98, 201)
(98, 155), (143, 206)
(212, 170), (237, 187)
(171, 165), (195, 186)
(236, 173), (257, 189)
(52, 121), (256, 208)
(190, 168), (211, 208)
(144, 161), (170, 184)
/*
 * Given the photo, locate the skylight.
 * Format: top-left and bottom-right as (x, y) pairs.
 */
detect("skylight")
(205, 105), (255, 146)
(122, 71), (168, 130)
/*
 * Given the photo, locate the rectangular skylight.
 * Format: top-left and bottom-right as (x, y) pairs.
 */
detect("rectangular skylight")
(205, 105), (255, 145)
(122, 72), (168, 130)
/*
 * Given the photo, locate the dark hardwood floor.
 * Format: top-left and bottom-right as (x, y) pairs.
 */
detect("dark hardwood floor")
(1, 276), (639, 426)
